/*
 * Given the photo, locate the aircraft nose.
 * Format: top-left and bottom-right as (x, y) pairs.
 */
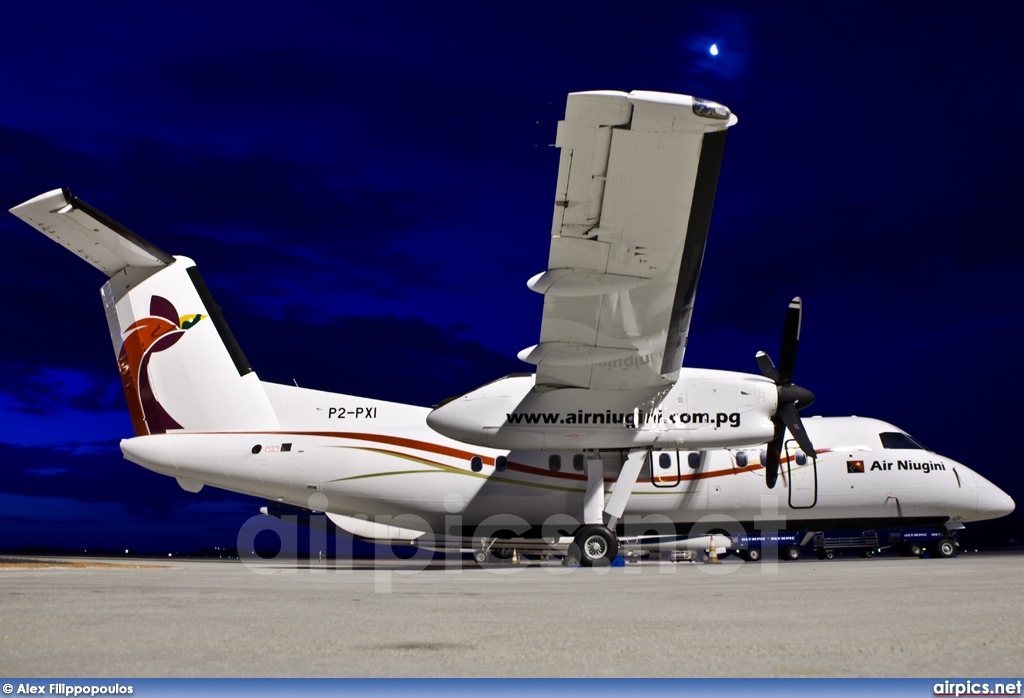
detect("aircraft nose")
(977, 484), (1015, 520)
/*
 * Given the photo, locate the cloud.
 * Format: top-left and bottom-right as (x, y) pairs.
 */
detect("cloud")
(0, 492), (256, 551)
(0, 385), (128, 449)
(2, 366), (123, 416)
(0, 441), (252, 517)
(241, 314), (524, 407)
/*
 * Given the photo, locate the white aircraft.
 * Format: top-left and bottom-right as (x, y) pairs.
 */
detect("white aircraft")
(10, 90), (1014, 565)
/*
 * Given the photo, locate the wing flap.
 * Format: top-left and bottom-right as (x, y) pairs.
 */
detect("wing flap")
(528, 91), (736, 390)
(552, 91), (633, 239)
(9, 188), (173, 276)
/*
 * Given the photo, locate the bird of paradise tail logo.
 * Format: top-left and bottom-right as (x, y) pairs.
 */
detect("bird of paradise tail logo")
(117, 295), (204, 436)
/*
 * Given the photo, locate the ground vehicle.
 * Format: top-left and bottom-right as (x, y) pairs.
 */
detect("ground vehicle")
(731, 527), (960, 561)
(731, 532), (805, 561)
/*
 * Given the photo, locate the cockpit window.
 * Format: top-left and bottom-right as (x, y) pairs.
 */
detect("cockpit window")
(879, 432), (929, 451)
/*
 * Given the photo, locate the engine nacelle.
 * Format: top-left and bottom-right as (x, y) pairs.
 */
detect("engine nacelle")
(426, 369), (778, 451)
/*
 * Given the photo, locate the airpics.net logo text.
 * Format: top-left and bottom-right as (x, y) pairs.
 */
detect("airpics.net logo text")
(934, 679), (1022, 697)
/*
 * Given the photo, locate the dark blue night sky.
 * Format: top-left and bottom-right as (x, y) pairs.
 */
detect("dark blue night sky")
(2, 3), (1022, 551)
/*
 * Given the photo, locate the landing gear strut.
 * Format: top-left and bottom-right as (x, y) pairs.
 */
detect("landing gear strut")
(472, 538), (515, 565)
(570, 524), (619, 567)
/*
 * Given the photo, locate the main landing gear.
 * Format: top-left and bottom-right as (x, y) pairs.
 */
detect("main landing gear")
(569, 524), (619, 566)
(568, 449), (645, 566)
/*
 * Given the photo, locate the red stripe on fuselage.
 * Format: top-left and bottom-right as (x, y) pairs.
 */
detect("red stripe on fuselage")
(163, 429), (829, 485)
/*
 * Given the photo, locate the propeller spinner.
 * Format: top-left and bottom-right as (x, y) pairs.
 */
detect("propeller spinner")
(756, 297), (816, 488)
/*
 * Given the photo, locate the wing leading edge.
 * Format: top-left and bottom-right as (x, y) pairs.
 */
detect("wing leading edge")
(520, 90), (737, 390)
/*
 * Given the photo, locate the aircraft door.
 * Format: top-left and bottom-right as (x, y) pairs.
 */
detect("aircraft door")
(785, 439), (817, 509)
(652, 450), (681, 488)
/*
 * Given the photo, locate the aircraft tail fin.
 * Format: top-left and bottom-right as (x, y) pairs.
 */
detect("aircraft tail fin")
(10, 188), (280, 436)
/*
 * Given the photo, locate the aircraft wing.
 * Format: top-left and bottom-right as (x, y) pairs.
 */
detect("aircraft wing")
(519, 91), (737, 390)
(9, 188), (173, 276)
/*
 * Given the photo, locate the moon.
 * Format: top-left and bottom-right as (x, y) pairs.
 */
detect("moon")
(709, 43), (719, 56)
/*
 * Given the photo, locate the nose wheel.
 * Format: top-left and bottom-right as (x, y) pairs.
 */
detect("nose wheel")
(570, 525), (619, 566)
(931, 538), (958, 558)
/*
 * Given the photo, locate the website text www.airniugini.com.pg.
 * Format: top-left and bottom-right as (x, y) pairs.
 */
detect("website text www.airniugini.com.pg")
(504, 410), (742, 428)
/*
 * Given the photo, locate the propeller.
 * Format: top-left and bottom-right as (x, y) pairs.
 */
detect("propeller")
(756, 297), (816, 489)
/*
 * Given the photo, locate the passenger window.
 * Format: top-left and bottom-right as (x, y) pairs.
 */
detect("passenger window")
(659, 453), (672, 469)
(573, 454), (585, 471)
(687, 452), (701, 469)
(495, 455), (507, 472)
(471, 456), (483, 472)
(795, 451), (806, 466)
(549, 454), (561, 471)
(736, 451), (748, 468)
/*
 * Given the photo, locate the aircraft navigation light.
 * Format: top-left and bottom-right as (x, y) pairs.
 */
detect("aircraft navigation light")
(710, 43), (719, 56)
(692, 98), (731, 120)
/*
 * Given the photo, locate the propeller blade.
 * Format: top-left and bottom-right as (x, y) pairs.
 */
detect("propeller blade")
(764, 420), (785, 489)
(778, 401), (815, 457)
(778, 297), (802, 385)
(759, 296), (814, 489)
(755, 351), (779, 383)
(764, 449), (778, 489)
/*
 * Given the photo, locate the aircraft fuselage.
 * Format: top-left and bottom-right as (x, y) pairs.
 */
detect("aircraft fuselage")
(119, 385), (1013, 540)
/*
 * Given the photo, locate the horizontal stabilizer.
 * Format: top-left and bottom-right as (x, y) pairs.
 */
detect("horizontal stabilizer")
(9, 188), (174, 276)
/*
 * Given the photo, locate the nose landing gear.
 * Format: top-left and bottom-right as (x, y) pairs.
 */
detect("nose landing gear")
(931, 537), (959, 558)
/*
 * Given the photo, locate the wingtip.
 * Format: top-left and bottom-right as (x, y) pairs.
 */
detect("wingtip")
(9, 187), (68, 216)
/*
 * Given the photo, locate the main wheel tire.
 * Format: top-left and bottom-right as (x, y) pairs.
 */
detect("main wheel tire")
(825, 550), (834, 559)
(908, 543), (923, 558)
(473, 550), (489, 564)
(782, 545), (801, 561)
(745, 548), (762, 562)
(933, 538), (957, 558)
(570, 525), (619, 567)
(816, 549), (826, 560)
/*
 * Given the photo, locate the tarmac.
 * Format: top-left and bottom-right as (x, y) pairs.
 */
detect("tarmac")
(1, 552), (1022, 678)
